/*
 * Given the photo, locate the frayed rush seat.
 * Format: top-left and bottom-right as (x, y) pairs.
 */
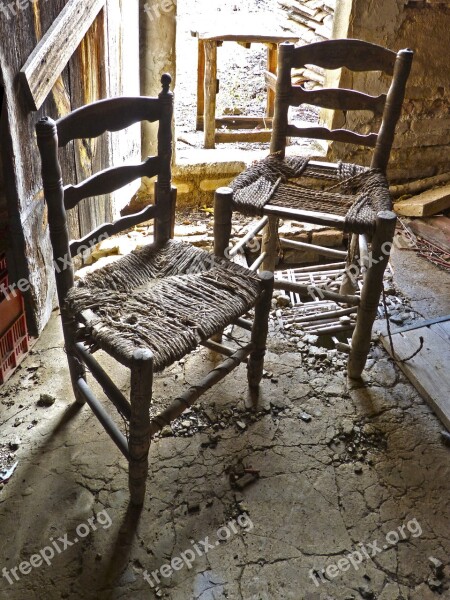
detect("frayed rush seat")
(36, 75), (274, 506)
(67, 240), (261, 372)
(229, 153), (392, 236)
(213, 40), (414, 380)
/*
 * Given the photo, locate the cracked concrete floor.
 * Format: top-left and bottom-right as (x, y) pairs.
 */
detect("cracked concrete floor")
(0, 251), (450, 600)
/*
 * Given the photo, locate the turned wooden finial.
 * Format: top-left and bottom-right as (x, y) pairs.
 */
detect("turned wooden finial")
(36, 116), (57, 138)
(160, 73), (172, 94)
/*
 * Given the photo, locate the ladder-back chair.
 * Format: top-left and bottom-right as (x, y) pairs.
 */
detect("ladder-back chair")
(214, 40), (413, 379)
(36, 75), (273, 506)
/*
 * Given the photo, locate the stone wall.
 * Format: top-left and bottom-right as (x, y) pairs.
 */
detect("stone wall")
(326, 0), (450, 181)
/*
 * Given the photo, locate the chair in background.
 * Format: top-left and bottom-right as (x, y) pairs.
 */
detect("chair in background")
(36, 75), (273, 506)
(214, 39), (413, 379)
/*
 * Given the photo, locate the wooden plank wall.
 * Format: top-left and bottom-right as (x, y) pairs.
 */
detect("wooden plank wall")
(0, 0), (139, 335)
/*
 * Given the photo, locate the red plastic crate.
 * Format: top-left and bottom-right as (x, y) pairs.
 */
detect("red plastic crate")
(0, 253), (8, 299)
(0, 257), (29, 384)
(0, 271), (8, 302)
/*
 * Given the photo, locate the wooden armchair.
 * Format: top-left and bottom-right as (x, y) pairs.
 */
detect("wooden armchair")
(214, 40), (413, 379)
(36, 75), (273, 506)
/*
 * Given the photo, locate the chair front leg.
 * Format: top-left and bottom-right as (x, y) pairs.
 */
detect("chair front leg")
(129, 349), (153, 506)
(348, 211), (397, 380)
(261, 216), (280, 272)
(248, 271), (274, 389)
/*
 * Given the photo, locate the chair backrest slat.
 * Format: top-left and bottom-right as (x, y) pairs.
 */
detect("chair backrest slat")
(56, 97), (162, 147)
(290, 87), (386, 115)
(271, 40), (413, 173)
(36, 74), (174, 314)
(286, 125), (378, 147)
(69, 204), (157, 258)
(291, 39), (397, 74)
(63, 156), (161, 210)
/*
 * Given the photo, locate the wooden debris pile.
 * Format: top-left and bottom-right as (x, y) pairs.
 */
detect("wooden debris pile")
(278, 0), (336, 88)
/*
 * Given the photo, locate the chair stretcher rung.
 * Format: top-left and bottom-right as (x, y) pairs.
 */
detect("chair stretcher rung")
(229, 216), (269, 258)
(148, 345), (253, 435)
(202, 339), (249, 362)
(279, 237), (347, 259)
(75, 342), (131, 420)
(76, 378), (129, 459)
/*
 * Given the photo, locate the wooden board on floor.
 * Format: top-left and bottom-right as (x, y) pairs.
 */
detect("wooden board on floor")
(394, 184), (450, 217)
(381, 319), (450, 430)
(407, 217), (450, 253)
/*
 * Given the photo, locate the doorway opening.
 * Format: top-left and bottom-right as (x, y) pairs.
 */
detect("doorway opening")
(175, 0), (336, 162)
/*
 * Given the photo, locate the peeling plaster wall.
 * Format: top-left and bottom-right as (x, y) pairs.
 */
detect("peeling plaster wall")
(326, 0), (450, 180)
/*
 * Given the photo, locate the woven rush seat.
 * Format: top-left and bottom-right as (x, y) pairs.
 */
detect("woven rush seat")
(67, 240), (261, 372)
(229, 154), (392, 234)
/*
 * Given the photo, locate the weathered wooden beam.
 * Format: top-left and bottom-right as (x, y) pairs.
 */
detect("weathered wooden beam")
(394, 184), (450, 217)
(215, 116), (273, 129)
(266, 44), (277, 117)
(215, 131), (273, 144)
(204, 40), (217, 149)
(20, 0), (106, 111)
(390, 171), (450, 198)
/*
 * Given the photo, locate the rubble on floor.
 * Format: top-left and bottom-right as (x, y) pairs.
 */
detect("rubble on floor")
(278, 0), (335, 88)
(395, 217), (450, 273)
(1, 304), (449, 599)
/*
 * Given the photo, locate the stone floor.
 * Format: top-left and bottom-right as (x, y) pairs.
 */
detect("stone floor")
(0, 248), (449, 600)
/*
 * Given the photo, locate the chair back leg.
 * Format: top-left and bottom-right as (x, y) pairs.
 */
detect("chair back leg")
(261, 216), (280, 272)
(214, 187), (233, 258)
